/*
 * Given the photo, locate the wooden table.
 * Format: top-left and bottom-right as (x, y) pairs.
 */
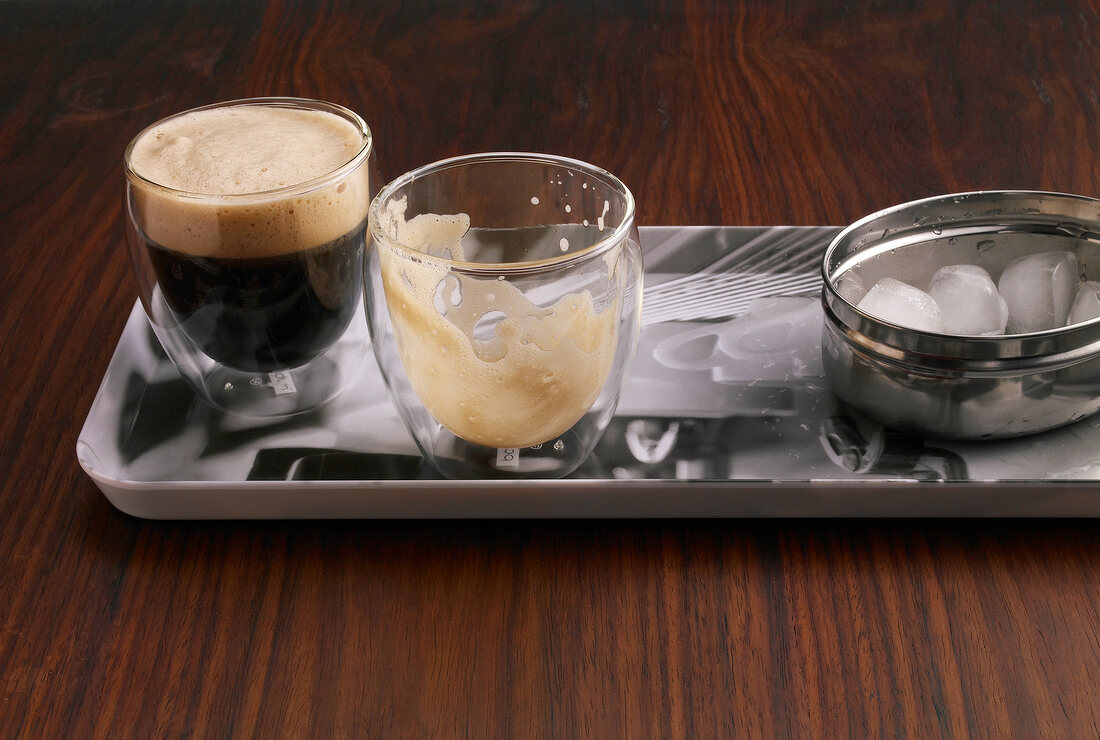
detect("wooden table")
(4, 0), (1100, 735)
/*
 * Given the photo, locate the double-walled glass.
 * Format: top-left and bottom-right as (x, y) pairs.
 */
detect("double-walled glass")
(366, 152), (643, 478)
(123, 98), (381, 417)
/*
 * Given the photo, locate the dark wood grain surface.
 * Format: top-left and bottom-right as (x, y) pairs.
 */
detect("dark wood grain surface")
(4, 0), (1100, 736)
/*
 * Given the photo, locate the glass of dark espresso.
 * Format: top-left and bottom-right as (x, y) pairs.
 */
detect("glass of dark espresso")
(123, 98), (381, 416)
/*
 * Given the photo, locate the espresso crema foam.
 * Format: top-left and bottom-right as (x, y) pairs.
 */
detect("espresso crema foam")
(128, 104), (369, 258)
(377, 197), (619, 448)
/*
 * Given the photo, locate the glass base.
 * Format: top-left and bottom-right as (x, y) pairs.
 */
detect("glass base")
(198, 355), (354, 418)
(417, 427), (597, 479)
(145, 291), (370, 419)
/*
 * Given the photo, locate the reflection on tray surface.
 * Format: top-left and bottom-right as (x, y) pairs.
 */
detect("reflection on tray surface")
(83, 226), (1100, 484)
(248, 448), (437, 481)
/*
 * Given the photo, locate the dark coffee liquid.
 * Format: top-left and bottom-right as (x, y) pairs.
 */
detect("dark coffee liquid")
(146, 222), (365, 372)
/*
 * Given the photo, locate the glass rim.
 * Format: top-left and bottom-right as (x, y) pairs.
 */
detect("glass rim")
(368, 151), (637, 276)
(122, 96), (374, 202)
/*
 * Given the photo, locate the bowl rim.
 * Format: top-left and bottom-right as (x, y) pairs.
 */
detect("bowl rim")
(820, 189), (1100, 363)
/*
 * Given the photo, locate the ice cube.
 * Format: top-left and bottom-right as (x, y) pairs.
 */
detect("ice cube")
(997, 250), (1078, 333)
(1068, 280), (1100, 326)
(928, 264), (1009, 335)
(834, 271), (865, 304)
(857, 278), (943, 332)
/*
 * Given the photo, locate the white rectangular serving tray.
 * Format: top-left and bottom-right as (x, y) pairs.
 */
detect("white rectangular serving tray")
(78, 227), (1100, 518)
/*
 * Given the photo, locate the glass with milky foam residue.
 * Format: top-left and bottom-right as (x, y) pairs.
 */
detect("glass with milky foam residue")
(366, 152), (643, 479)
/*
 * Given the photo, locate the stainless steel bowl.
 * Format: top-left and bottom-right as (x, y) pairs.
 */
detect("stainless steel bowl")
(821, 190), (1100, 439)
